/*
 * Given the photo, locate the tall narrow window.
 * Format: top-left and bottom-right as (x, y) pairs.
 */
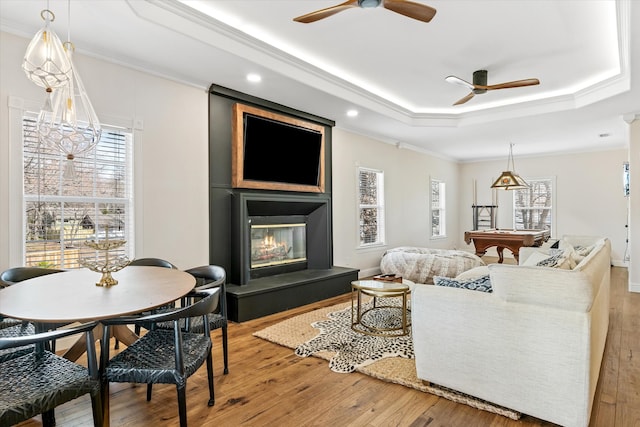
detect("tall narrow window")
(431, 179), (446, 238)
(513, 177), (554, 235)
(23, 113), (134, 269)
(358, 167), (385, 247)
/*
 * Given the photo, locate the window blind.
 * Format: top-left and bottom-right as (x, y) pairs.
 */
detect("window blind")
(23, 114), (133, 269)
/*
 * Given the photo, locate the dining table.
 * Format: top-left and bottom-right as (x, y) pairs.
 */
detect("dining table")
(0, 266), (196, 361)
(0, 265), (196, 426)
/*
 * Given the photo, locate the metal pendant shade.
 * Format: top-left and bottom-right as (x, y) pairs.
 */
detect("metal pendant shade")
(491, 144), (528, 190)
(22, 9), (71, 90)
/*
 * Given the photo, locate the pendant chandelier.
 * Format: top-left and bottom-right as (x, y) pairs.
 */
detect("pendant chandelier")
(22, 8), (71, 90)
(490, 143), (529, 190)
(26, 1), (102, 179)
(37, 41), (102, 179)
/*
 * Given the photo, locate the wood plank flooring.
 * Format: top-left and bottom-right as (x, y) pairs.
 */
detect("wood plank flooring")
(15, 266), (639, 426)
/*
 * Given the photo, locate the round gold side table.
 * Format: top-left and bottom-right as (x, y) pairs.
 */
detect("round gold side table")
(351, 279), (413, 337)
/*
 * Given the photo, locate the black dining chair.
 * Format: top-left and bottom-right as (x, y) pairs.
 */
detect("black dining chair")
(129, 257), (178, 270)
(112, 257), (178, 348)
(160, 265), (229, 374)
(0, 267), (65, 358)
(100, 288), (220, 427)
(0, 321), (103, 427)
(0, 266), (64, 288)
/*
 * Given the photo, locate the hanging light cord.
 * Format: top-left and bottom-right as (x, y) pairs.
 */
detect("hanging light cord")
(508, 143), (516, 171)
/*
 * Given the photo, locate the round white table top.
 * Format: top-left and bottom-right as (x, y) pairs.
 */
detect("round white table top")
(0, 266), (195, 323)
(351, 279), (414, 292)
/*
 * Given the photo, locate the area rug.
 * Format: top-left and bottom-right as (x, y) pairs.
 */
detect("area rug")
(254, 299), (521, 420)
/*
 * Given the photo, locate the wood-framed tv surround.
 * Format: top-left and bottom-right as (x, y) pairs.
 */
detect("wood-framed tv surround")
(231, 103), (326, 193)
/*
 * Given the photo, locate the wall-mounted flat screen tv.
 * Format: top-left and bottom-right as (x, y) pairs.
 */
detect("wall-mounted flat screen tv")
(232, 103), (325, 193)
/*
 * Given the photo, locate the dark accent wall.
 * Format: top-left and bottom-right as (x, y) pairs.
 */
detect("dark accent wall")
(208, 85), (334, 271)
(208, 85), (359, 321)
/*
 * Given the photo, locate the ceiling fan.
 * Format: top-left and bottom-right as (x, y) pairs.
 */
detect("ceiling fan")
(445, 70), (540, 106)
(293, 0), (436, 24)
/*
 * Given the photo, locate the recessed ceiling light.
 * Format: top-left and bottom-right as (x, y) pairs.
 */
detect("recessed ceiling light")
(247, 73), (261, 83)
(347, 109), (359, 117)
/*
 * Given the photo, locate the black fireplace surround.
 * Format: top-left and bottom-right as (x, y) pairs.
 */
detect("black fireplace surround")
(208, 85), (359, 322)
(232, 192), (331, 285)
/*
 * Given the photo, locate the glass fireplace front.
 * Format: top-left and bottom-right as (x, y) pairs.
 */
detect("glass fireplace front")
(250, 222), (307, 269)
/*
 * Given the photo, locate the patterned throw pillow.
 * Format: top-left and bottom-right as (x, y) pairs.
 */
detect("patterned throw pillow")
(536, 247), (573, 269)
(433, 275), (492, 293)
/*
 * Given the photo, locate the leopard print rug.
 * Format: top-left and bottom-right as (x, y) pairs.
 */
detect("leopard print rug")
(294, 298), (413, 373)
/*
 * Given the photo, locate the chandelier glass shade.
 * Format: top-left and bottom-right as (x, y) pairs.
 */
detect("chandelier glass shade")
(37, 43), (102, 179)
(22, 9), (71, 90)
(491, 144), (529, 190)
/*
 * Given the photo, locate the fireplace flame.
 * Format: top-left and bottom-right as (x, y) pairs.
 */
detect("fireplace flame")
(263, 235), (277, 248)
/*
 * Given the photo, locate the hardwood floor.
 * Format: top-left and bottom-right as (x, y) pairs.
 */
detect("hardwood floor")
(16, 266), (640, 426)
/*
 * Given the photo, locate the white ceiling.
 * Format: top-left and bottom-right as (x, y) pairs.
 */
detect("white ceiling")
(1, 0), (638, 161)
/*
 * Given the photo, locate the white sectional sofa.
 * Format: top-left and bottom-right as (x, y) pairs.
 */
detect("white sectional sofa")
(411, 236), (611, 427)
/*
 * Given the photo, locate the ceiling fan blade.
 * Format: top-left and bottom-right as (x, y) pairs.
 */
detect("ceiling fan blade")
(383, 0), (437, 22)
(481, 78), (541, 91)
(293, 0), (359, 23)
(453, 92), (475, 106)
(445, 75), (474, 91)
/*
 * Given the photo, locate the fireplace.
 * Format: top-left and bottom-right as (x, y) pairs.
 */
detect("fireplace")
(231, 192), (332, 286)
(249, 216), (307, 278)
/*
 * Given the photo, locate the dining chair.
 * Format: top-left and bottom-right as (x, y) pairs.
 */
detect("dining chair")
(129, 257), (178, 269)
(113, 257), (178, 348)
(0, 267), (65, 357)
(100, 288), (220, 427)
(159, 265), (229, 374)
(0, 321), (103, 427)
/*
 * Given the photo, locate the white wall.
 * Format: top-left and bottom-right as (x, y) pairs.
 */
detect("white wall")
(459, 149), (629, 265)
(0, 31), (209, 270)
(331, 128), (461, 277)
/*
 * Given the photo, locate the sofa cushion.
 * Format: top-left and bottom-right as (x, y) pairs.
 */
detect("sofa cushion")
(433, 275), (492, 292)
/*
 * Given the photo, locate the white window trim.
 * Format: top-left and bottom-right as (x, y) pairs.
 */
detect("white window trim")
(356, 166), (386, 249)
(512, 175), (557, 237)
(430, 177), (447, 239)
(8, 95), (141, 266)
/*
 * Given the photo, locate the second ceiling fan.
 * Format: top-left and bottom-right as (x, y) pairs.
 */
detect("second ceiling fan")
(293, 0), (437, 24)
(445, 70), (540, 106)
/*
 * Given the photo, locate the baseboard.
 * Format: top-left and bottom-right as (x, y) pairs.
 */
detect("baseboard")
(359, 266), (381, 278)
(611, 259), (629, 267)
(629, 281), (640, 293)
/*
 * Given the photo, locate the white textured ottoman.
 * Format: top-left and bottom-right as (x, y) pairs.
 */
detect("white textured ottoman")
(380, 247), (485, 284)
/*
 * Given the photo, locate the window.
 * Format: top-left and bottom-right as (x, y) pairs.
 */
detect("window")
(358, 167), (385, 247)
(513, 177), (554, 235)
(23, 113), (133, 269)
(431, 179), (446, 238)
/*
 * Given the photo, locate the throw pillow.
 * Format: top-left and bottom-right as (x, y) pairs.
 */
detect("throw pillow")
(455, 265), (490, 281)
(521, 251), (551, 266)
(535, 247), (573, 269)
(433, 275), (492, 293)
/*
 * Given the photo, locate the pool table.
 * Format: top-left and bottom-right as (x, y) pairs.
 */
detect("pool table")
(464, 228), (551, 263)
